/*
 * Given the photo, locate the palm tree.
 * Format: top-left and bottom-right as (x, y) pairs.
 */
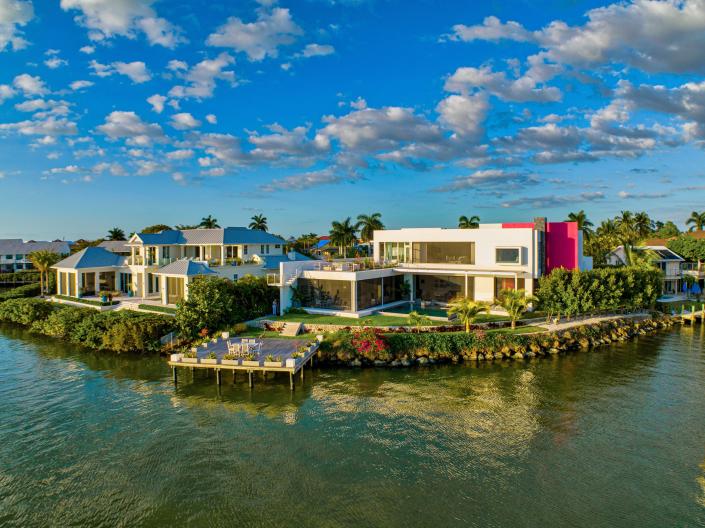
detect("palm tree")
(106, 227), (126, 241)
(199, 215), (220, 229)
(622, 244), (658, 268)
(633, 211), (654, 240)
(566, 210), (593, 238)
(27, 250), (61, 297)
(497, 289), (535, 329)
(141, 224), (172, 234)
(616, 210), (639, 245)
(249, 214), (268, 232)
(329, 218), (357, 256)
(458, 215), (480, 229)
(408, 310), (432, 332)
(356, 213), (384, 243)
(686, 211), (705, 231)
(447, 296), (490, 333)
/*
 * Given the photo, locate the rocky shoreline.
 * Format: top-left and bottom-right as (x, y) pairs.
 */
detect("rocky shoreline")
(315, 314), (680, 368)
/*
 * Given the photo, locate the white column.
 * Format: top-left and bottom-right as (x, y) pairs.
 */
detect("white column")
(351, 280), (357, 312)
(94, 271), (99, 294)
(464, 274), (468, 298)
(76, 272), (82, 297)
(161, 276), (167, 304)
(221, 245), (225, 265)
(142, 273), (148, 299)
(131, 246), (135, 266)
(183, 278), (190, 301)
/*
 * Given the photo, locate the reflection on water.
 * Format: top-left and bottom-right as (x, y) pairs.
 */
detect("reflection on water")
(1, 323), (704, 527)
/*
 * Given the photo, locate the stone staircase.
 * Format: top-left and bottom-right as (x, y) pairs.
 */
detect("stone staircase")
(280, 322), (302, 337)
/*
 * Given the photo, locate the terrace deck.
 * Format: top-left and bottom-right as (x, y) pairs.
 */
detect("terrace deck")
(167, 336), (320, 390)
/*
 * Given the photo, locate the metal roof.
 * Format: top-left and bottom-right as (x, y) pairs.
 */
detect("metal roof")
(153, 259), (218, 276)
(0, 238), (70, 255)
(97, 240), (131, 253)
(261, 252), (312, 270)
(131, 227), (285, 246)
(52, 247), (126, 269)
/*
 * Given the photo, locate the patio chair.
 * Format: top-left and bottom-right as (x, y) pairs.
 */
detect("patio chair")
(226, 340), (241, 355)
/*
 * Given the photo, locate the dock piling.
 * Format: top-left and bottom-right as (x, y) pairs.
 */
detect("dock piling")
(216, 369), (222, 386)
(172, 367), (177, 384)
(289, 372), (294, 391)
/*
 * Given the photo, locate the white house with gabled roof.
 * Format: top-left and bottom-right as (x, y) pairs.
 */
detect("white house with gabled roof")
(52, 227), (310, 306)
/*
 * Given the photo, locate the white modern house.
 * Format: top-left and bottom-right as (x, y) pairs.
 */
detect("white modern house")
(52, 227), (309, 306)
(0, 239), (70, 273)
(272, 219), (592, 317)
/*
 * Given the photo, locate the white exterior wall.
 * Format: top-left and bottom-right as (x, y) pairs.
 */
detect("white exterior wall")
(373, 227), (537, 277)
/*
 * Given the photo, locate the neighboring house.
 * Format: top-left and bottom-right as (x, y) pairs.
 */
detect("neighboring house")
(0, 239), (70, 272)
(52, 227), (309, 305)
(606, 245), (684, 294)
(641, 232), (705, 290)
(274, 218), (592, 317)
(97, 240), (131, 256)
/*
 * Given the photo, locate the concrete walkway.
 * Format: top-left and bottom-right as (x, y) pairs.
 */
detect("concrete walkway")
(535, 312), (650, 332)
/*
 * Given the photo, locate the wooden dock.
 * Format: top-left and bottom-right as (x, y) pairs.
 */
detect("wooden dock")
(167, 336), (321, 391)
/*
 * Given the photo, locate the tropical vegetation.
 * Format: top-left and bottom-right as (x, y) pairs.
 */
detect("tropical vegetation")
(458, 215), (480, 229)
(199, 215), (220, 229)
(497, 289), (535, 329)
(447, 297), (490, 333)
(249, 214), (268, 231)
(356, 213), (384, 242)
(107, 227), (126, 241)
(686, 211), (705, 232)
(329, 217), (358, 255)
(27, 250), (61, 296)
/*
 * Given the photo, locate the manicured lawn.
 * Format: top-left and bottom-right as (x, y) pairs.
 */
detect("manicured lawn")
(235, 328), (312, 340)
(270, 312), (453, 327)
(485, 325), (544, 335)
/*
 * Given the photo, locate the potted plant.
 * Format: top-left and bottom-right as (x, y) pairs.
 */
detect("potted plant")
(99, 290), (108, 303)
(182, 348), (199, 364)
(286, 351), (302, 368)
(170, 352), (184, 362)
(221, 331), (230, 339)
(221, 353), (239, 366)
(241, 352), (261, 367)
(201, 351), (219, 365)
(264, 354), (284, 367)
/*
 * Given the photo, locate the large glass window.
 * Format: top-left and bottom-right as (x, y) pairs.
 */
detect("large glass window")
(494, 277), (525, 298)
(167, 277), (185, 305)
(81, 273), (96, 295)
(412, 243), (475, 265)
(357, 278), (383, 310)
(383, 274), (407, 304)
(382, 242), (411, 263)
(298, 278), (352, 311)
(99, 271), (116, 292)
(414, 274), (465, 304)
(496, 247), (521, 264)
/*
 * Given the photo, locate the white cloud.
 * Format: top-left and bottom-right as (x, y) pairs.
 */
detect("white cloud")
(168, 53), (236, 100)
(207, 7), (303, 61)
(169, 112), (200, 130)
(44, 57), (68, 69)
(260, 167), (356, 192)
(113, 61), (151, 83)
(434, 169), (537, 192)
(248, 123), (329, 162)
(167, 59), (187, 71)
(436, 93), (488, 140)
(617, 190), (670, 199)
(146, 93), (166, 113)
(501, 192), (605, 208)
(299, 43), (334, 58)
(448, 0), (705, 74)
(0, 0), (33, 52)
(79, 45), (94, 54)
(350, 97), (367, 110)
(91, 60), (151, 83)
(0, 83), (15, 103)
(444, 63), (561, 103)
(69, 80), (93, 90)
(166, 149), (193, 160)
(96, 110), (165, 145)
(13, 73), (48, 96)
(60, 0), (184, 48)
(205, 113), (217, 124)
(14, 98), (49, 111)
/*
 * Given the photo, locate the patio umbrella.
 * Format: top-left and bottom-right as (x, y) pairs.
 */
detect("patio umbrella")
(692, 283), (702, 295)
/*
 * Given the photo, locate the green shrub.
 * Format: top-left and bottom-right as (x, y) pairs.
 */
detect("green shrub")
(535, 267), (662, 317)
(54, 294), (118, 307)
(176, 275), (276, 337)
(100, 312), (175, 353)
(0, 271), (41, 283)
(0, 282), (41, 302)
(30, 305), (95, 338)
(0, 298), (55, 325)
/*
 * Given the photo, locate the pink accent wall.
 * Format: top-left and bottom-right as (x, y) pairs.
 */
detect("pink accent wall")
(545, 221), (578, 271)
(501, 221), (579, 272)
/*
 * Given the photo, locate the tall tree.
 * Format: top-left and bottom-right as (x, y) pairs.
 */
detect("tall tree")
(633, 211), (654, 240)
(566, 210), (594, 238)
(616, 210), (639, 245)
(686, 210), (705, 231)
(329, 218), (357, 256)
(458, 215), (480, 229)
(106, 227), (126, 241)
(28, 250), (61, 296)
(356, 213), (384, 242)
(447, 297), (490, 333)
(174, 224), (199, 230)
(653, 220), (680, 239)
(199, 215), (220, 229)
(249, 214), (268, 231)
(141, 224), (172, 234)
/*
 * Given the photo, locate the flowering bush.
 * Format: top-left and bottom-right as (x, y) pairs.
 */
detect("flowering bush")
(350, 327), (390, 361)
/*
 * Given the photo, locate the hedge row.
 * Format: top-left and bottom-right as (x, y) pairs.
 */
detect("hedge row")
(0, 271), (40, 282)
(0, 283), (41, 302)
(0, 298), (175, 354)
(535, 267), (662, 317)
(54, 294), (118, 307)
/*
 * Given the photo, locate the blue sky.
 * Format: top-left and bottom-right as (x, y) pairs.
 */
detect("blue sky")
(1, 0), (704, 240)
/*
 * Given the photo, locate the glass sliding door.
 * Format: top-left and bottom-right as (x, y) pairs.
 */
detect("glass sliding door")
(167, 277), (185, 305)
(414, 274), (465, 304)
